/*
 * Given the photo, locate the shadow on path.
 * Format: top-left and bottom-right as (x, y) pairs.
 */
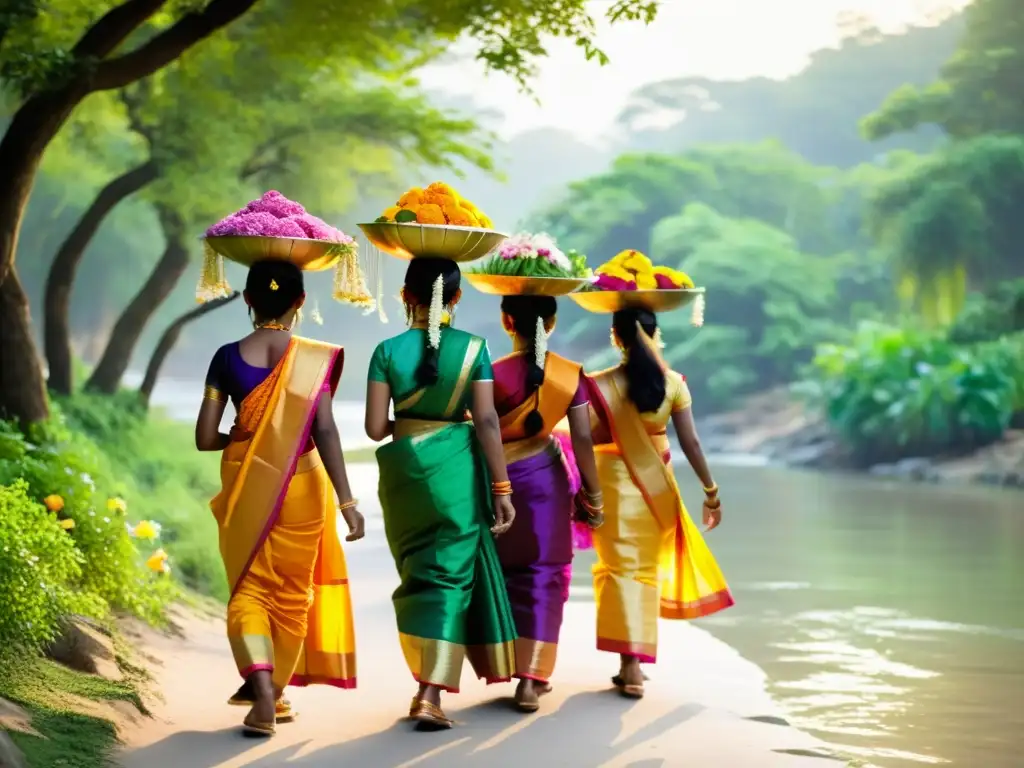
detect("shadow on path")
(125, 690), (703, 768)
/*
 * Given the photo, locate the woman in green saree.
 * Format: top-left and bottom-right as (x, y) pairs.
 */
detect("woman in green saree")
(364, 257), (517, 730)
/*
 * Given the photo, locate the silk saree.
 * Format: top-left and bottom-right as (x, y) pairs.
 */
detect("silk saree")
(369, 327), (516, 692)
(584, 367), (733, 662)
(210, 337), (357, 691)
(492, 351), (586, 683)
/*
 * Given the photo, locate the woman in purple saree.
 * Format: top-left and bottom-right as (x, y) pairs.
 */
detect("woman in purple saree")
(491, 295), (604, 711)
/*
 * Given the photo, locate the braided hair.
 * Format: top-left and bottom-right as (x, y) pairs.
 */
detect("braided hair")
(501, 295), (557, 436)
(403, 257), (461, 386)
(244, 260), (304, 323)
(612, 308), (665, 413)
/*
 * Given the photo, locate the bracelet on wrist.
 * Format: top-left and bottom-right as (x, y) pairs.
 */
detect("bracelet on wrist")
(703, 496), (721, 509)
(492, 480), (513, 496)
(703, 483), (718, 496)
(338, 498), (358, 511)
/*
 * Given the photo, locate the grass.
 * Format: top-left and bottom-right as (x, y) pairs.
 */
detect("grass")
(0, 652), (146, 768)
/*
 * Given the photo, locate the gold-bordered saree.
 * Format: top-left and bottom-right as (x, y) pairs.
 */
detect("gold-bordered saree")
(211, 336), (356, 690)
(585, 368), (733, 662)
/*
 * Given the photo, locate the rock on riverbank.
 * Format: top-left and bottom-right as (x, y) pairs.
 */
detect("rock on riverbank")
(699, 388), (1024, 489)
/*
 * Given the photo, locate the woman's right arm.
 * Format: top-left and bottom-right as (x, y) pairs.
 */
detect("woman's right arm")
(669, 381), (721, 531)
(470, 380), (515, 535)
(364, 343), (394, 442)
(566, 406), (601, 498)
(195, 348), (231, 451)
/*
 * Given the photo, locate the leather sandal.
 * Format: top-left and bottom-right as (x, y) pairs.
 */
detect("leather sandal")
(410, 699), (453, 730)
(612, 673), (647, 699)
(275, 699), (297, 723)
(514, 682), (553, 713)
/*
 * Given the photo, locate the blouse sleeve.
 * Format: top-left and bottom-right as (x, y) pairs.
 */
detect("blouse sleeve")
(671, 374), (693, 412)
(203, 346), (228, 402)
(472, 340), (494, 381)
(367, 342), (389, 384)
(569, 369), (589, 408)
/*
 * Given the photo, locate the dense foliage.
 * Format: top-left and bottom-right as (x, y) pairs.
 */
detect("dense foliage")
(805, 325), (1024, 464)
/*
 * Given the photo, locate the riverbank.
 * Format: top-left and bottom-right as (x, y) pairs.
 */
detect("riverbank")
(701, 388), (1024, 488)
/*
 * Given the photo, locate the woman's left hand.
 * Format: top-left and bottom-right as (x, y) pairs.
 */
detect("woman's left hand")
(702, 500), (722, 532)
(491, 495), (516, 536)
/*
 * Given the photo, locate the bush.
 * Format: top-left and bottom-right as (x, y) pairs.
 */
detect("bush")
(805, 323), (1024, 464)
(0, 411), (178, 625)
(0, 481), (93, 655)
(948, 279), (1024, 344)
(58, 392), (226, 600)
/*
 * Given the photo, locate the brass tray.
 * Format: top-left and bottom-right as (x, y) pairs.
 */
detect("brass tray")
(358, 222), (507, 263)
(463, 274), (590, 296)
(204, 236), (346, 271)
(568, 288), (704, 314)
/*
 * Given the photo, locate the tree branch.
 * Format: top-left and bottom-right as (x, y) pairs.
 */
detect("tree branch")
(72, 0), (168, 60)
(92, 0), (261, 92)
(139, 290), (240, 406)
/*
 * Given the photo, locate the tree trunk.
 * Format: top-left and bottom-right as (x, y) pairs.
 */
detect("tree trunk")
(0, 269), (49, 423)
(139, 291), (239, 407)
(85, 206), (191, 394)
(45, 160), (159, 395)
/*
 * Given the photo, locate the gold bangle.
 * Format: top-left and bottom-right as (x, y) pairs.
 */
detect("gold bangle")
(203, 385), (227, 403)
(703, 496), (721, 510)
(703, 483), (718, 496)
(338, 499), (358, 511)
(491, 481), (512, 493)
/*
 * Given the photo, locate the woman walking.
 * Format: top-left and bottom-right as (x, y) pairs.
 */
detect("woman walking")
(364, 257), (517, 730)
(491, 295), (604, 711)
(196, 259), (364, 736)
(582, 306), (733, 697)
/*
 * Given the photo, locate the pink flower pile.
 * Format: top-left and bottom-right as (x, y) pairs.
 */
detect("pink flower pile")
(205, 191), (354, 244)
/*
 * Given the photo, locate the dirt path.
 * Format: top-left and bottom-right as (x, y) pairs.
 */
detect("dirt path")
(116, 466), (843, 768)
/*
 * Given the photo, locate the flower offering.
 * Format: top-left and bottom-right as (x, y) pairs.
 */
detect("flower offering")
(473, 232), (590, 278)
(206, 190), (355, 245)
(592, 250), (694, 291)
(376, 181), (494, 229)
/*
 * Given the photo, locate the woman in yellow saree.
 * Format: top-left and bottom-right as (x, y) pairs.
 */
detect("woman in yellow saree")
(195, 259), (365, 736)
(584, 306), (733, 698)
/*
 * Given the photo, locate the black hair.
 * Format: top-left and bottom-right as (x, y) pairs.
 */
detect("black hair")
(501, 295), (558, 436)
(612, 308), (665, 413)
(403, 257), (461, 386)
(245, 259), (304, 322)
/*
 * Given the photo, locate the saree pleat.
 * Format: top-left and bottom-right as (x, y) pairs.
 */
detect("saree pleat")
(378, 423), (516, 691)
(495, 443), (573, 682)
(211, 338), (356, 691)
(585, 369), (733, 663)
(374, 332), (516, 693)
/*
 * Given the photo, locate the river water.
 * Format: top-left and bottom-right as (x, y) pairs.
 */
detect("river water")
(150, 382), (1023, 767)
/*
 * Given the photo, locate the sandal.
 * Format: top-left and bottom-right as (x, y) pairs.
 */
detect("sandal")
(410, 699), (453, 731)
(611, 674), (646, 699)
(514, 682), (553, 713)
(275, 699), (297, 723)
(242, 714), (276, 737)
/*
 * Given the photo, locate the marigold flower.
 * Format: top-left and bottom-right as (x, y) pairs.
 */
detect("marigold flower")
(59, 519), (75, 530)
(380, 205), (401, 222)
(653, 266), (694, 289)
(415, 204), (446, 225)
(636, 271), (658, 289)
(145, 549), (170, 574)
(617, 250), (653, 274)
(106, 497), (127, 515)
(131, 520), (161, 541)
(443, 203), (477, 227)
(596, 264), (635, 282)
(477, 214), (494, 229)
(44, 494), (64, 513)
(397, 188), (424, 208)
(426, 182), (456, 197)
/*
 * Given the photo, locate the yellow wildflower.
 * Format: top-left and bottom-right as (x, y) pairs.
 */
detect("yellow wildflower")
(44, 494), (64, 513)
(415, 204), (446, 225)
(59, 519), (75, 530)
(145, 549), (170, 574)
(106, 497), (127, 515)
(132, 520), (160, 541)
(381, 205), (401, 222)
(397, 188), (424, 208)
